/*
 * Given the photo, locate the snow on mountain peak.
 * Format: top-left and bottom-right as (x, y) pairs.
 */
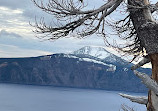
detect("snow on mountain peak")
(71, 46), (128, 65)
(72, 46), (111, 59)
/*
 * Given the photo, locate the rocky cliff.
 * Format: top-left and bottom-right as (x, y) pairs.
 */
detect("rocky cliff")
(0, 46), (151, 93)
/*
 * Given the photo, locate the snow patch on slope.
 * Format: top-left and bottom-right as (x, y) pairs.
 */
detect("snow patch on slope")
(63, 54), (79, 59)
(79, 58), (110, 66)
(62, 54), (117, 72)
(107, 65), (116, 72)
(79, 58), (116, 72)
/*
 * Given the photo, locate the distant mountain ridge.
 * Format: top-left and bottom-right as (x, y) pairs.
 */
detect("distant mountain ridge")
(72, 46), (129, 65)
(0, 46), (151, 93)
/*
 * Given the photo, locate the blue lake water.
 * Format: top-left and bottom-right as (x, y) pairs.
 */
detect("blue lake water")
(0, 84), (146, 111)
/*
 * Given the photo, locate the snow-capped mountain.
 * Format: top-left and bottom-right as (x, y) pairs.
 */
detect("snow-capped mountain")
(69, 46), (132, 73)
(73, 46), (111, 59)
(72, 46), (128, 65)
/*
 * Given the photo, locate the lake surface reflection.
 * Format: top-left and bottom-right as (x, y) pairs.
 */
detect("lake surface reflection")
(0, 84), (146, 111)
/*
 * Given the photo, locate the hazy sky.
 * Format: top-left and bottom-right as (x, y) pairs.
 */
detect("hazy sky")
(0, 0), (111, 58)
(0, 0), (157, 60)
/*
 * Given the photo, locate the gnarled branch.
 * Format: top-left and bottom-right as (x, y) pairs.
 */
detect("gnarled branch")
(31, 0), (123, 39)
(134, 70), (158, 96)
(119, 93), (148, 105)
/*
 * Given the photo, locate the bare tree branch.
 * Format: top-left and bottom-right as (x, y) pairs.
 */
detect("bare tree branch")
(134, 70), (158, 96)
(119, 93), (148, 105)
(31, 0), (123, 40)
(31, 0), (158, 60)
(131, 55), (150, 70)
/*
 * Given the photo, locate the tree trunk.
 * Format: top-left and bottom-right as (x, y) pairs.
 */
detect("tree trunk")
(128, 0), (158, 110)
(148, 54), (158, 111)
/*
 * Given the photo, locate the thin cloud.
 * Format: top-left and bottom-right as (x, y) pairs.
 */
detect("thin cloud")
(0, 0), (29, 9)
(0, 44), (52, 58)
(0, 30), (22, 38)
